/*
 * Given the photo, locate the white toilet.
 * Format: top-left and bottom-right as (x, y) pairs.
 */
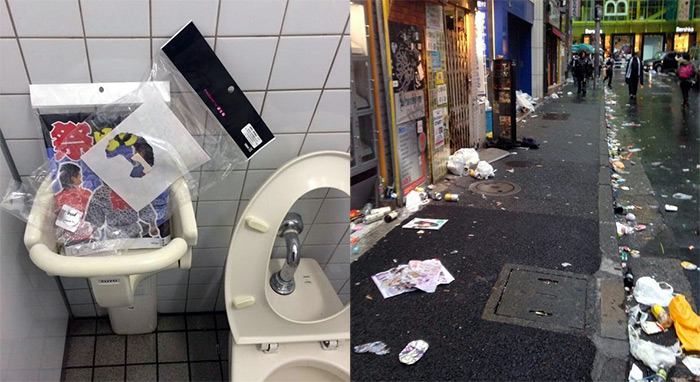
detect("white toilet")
(224, 151), (350, 382)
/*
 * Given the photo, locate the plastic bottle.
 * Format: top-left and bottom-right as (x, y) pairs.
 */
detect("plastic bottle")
(384, 211), (399, 223)
(369, 207), (391, 215)
(653, 368), (667, 382)
(364, 211), (387, 224)
(651, 305), (673, 329)
(623, 267), (634, 292)
(613, 202), (624, 215)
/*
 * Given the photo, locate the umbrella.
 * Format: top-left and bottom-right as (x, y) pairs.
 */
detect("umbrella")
(572, 43), (594, 54)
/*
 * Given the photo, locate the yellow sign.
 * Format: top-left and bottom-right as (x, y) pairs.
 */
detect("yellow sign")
(435, 71), (445, 85)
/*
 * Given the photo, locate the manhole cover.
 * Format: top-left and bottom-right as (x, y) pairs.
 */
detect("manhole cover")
(504, 160), (531, 168)
(482, 264), (591, 333)
(469, 180), (521, 196)
(542, 112), (570, 120)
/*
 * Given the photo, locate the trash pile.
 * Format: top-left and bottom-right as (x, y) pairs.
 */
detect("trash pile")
(370, 258), (454, 299)
(605, 80), (700, 382)
(447, 148), (496, 179)
(626, 277), (700, 380)
(516, 90), (537, 113)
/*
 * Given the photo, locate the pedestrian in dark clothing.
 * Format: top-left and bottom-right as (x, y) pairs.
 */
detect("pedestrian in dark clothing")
(677, 53), (694, 108)
(571, 51), (593, 95)
(603, 53), (615, 88)
(625, 52), (643, 98)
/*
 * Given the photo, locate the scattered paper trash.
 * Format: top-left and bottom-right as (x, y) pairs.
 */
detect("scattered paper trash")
(371, 259), (454, 298)
(664, 204), (678, 212)
(640, 321), (665, 335)
(402, 218), (448, 230)
(506, 168), (514, 173)
(567, 91), (573, 95)
(399, 340), (429, 365)
(683, 356), (700, 376)
(551, 93), (559, 99)
(672, 193), (692, 200)
(628, 363), (643, 382)
(354, 341), (390, 355)
(561, 262), (572, 268)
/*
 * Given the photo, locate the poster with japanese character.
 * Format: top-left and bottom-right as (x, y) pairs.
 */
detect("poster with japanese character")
(40, 112), (171, 256)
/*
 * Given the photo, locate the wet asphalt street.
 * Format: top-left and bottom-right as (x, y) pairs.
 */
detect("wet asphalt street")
(605, 68), (700, 301)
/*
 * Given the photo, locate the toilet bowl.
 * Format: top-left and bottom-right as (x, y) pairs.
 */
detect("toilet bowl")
(224, 151), (350, 382)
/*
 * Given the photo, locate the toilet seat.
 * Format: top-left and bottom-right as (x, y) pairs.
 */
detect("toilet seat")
(224, 151), (350, 346)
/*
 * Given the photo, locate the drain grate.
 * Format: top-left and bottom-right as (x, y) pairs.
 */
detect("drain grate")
(469, 180), (521, 196)
(482, 264), (591, 333)
(542, 112), (570, 120)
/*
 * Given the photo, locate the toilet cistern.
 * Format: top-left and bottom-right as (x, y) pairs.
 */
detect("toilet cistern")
(269, 212), (304, 295)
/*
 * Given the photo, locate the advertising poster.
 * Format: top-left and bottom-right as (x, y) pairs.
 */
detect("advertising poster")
(397, 121), (424, 189)
(432, 108), (445, 149)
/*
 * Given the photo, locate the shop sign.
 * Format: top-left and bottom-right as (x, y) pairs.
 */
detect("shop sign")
(548, 0), (561, 29)
(570, 0), (581, 19)
(604, 0), (628, 17)
(585, 28), (602, 35)
(676, 27), (695, 33)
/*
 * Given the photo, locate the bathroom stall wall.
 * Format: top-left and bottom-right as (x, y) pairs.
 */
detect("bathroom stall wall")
(0, 145), (70, 380)
(0, 0), (350, 316)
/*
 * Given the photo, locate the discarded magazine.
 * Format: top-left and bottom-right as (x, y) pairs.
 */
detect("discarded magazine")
(371, 258), (454, 299)
(402, 218), (448, 230)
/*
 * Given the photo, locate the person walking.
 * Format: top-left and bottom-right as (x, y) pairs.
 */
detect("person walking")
(571, 51), (593, 95)
(677, 53), (694, 108)
(625, 51), (643, 98)
(603, 52), (615, 89)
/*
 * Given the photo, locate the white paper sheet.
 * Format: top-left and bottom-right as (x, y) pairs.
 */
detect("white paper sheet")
(82, 88), (209, 210)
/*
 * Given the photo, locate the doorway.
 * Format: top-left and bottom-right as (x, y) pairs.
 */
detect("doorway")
(445, 5), (470, 151)
(642, 34), (664, 60)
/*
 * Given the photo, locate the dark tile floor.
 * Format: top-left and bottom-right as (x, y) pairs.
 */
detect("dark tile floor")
(62, 313), (230, 382)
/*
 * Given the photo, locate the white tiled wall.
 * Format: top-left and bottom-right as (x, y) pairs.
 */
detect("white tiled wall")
(0, 0), (350, 317)
(0, 147), (69, 381)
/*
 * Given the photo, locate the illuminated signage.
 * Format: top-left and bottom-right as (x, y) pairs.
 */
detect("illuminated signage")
(604, 0), (628, 17)
(585, 29), (602, 34)
(676, 27), (695, 33)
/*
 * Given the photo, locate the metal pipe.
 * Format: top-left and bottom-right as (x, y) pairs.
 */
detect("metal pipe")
(365, 0), (389, 189)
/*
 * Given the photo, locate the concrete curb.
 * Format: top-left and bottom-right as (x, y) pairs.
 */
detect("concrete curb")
(591, 91), (630, 382)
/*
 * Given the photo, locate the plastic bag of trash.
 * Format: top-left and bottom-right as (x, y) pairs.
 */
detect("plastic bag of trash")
(673, 192), (693, 200)
(474, 161), (495, 179)
(516, 91), (535, 112)
(405, 190), (423, 213)
(628, 325), (681, 372)
(447, 148), (479, 176)
(633, 277), (674, 307)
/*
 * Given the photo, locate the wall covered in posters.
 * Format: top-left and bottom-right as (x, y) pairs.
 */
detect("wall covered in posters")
(389, 21), (427, 194)
(425, 4), (450, 182)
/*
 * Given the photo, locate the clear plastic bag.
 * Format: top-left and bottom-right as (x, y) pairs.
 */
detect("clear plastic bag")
(633, 277), (674, 307)
(2, 22), (273, 257)
(628, 325), (681, 372)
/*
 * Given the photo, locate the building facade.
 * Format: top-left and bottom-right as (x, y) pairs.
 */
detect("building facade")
(573, 0), (700, 60)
